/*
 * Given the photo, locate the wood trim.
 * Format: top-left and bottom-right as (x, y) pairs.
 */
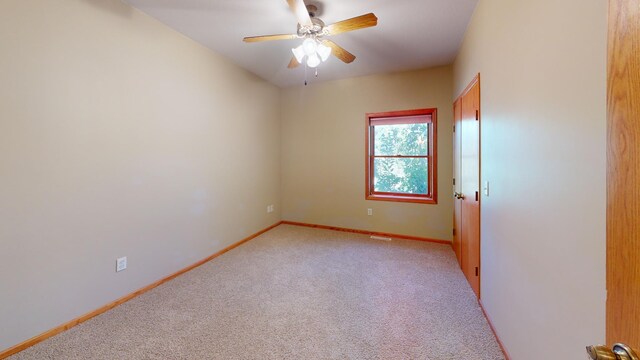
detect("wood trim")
(365, 193), (437, 205)
(606, 0), (640, 347)
(431, 107), (439, 204)
(452, 98), (463, 266)
(373, 155), (428, 159)
(0, 222), (283, 360)
(478, 76), (482, 298)
(366, 108), (436, 119)
(455, 73), (481, 102)
(479, 300), (511, 360)
(281, 220), (451, 245)
(365, 108), (438, 205)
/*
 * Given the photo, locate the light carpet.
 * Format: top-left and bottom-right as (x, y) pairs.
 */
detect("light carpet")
(10, 224), (504, 359)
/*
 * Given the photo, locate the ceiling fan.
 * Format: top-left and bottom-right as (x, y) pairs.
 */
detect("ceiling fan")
(243, 0), (378, 69)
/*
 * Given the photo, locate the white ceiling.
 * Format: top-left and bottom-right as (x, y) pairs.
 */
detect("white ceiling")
(124, 0), (478, 87)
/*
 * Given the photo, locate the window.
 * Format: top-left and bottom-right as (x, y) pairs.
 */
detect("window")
(365, 108), (437, 204)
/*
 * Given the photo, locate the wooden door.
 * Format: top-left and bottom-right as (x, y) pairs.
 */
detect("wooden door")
(453, 75), (481, 298)
(453, 99), (463, 267)
(606, 0), (640, 348)
(460, 77), (481, 298)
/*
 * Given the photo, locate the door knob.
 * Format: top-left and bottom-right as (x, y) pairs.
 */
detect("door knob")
(454, 192), (465, 200)
(587, 343), (639, 360)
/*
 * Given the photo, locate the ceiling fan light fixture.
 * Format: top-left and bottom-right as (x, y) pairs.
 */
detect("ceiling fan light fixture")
(302, 38), (318, 56)
(317, 43), (331, 62)
(244, 4), (378, 72)
(292, 45), (305, 63)
(307, 53), (321, 68)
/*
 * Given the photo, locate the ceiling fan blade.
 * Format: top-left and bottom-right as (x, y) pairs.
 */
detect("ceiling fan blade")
(322, 40), (356, 64)
(243, 34), (298, 43)
(287, 0), (313, 27)
(288, 57), (300, 69)
(325, 13), (378, 36)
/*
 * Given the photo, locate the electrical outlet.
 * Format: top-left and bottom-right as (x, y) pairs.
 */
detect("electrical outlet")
(267, 205), (274, 213)
(116, 257), (127, 272)
(367, 208), (373, 216)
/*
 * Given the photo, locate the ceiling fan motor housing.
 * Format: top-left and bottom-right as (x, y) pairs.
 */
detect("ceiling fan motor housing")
(297, 17), (326, 37)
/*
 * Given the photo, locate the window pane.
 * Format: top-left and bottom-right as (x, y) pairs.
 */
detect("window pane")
(373, 123), (428, 156)
(373, 157), (428, 195)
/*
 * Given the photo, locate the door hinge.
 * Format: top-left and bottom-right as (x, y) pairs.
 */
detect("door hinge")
(453, 125), (456, 132)
(475, 110), (479, 121)
(453, 228), (456, 236)
(475, 191), (479, 201)
(453, 178), (456, 185)
(475, 267), (479, 276)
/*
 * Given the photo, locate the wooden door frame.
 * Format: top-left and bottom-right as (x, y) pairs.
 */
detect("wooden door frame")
(453, 99), (463, 266)
(606, 0), (640, 347)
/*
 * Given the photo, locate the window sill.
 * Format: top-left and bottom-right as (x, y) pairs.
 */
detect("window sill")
(366, 193), (437, 205)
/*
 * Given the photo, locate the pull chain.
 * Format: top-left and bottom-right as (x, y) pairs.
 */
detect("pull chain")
(304, 62), (308, 86)
(303, 62), (319, 85)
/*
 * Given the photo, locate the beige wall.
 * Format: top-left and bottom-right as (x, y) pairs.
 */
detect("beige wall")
(281, 66), (454, 240)
(3, 0), (608, 355)
(0, 0), (280, 351)
(453, 1), (607, 359)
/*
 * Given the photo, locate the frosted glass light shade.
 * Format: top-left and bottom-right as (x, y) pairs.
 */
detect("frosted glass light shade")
(302, 38), (318, 56)
(292, 45), (305, 63)
(317, 43), (331, 62)
(306, 53), (320, 68)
